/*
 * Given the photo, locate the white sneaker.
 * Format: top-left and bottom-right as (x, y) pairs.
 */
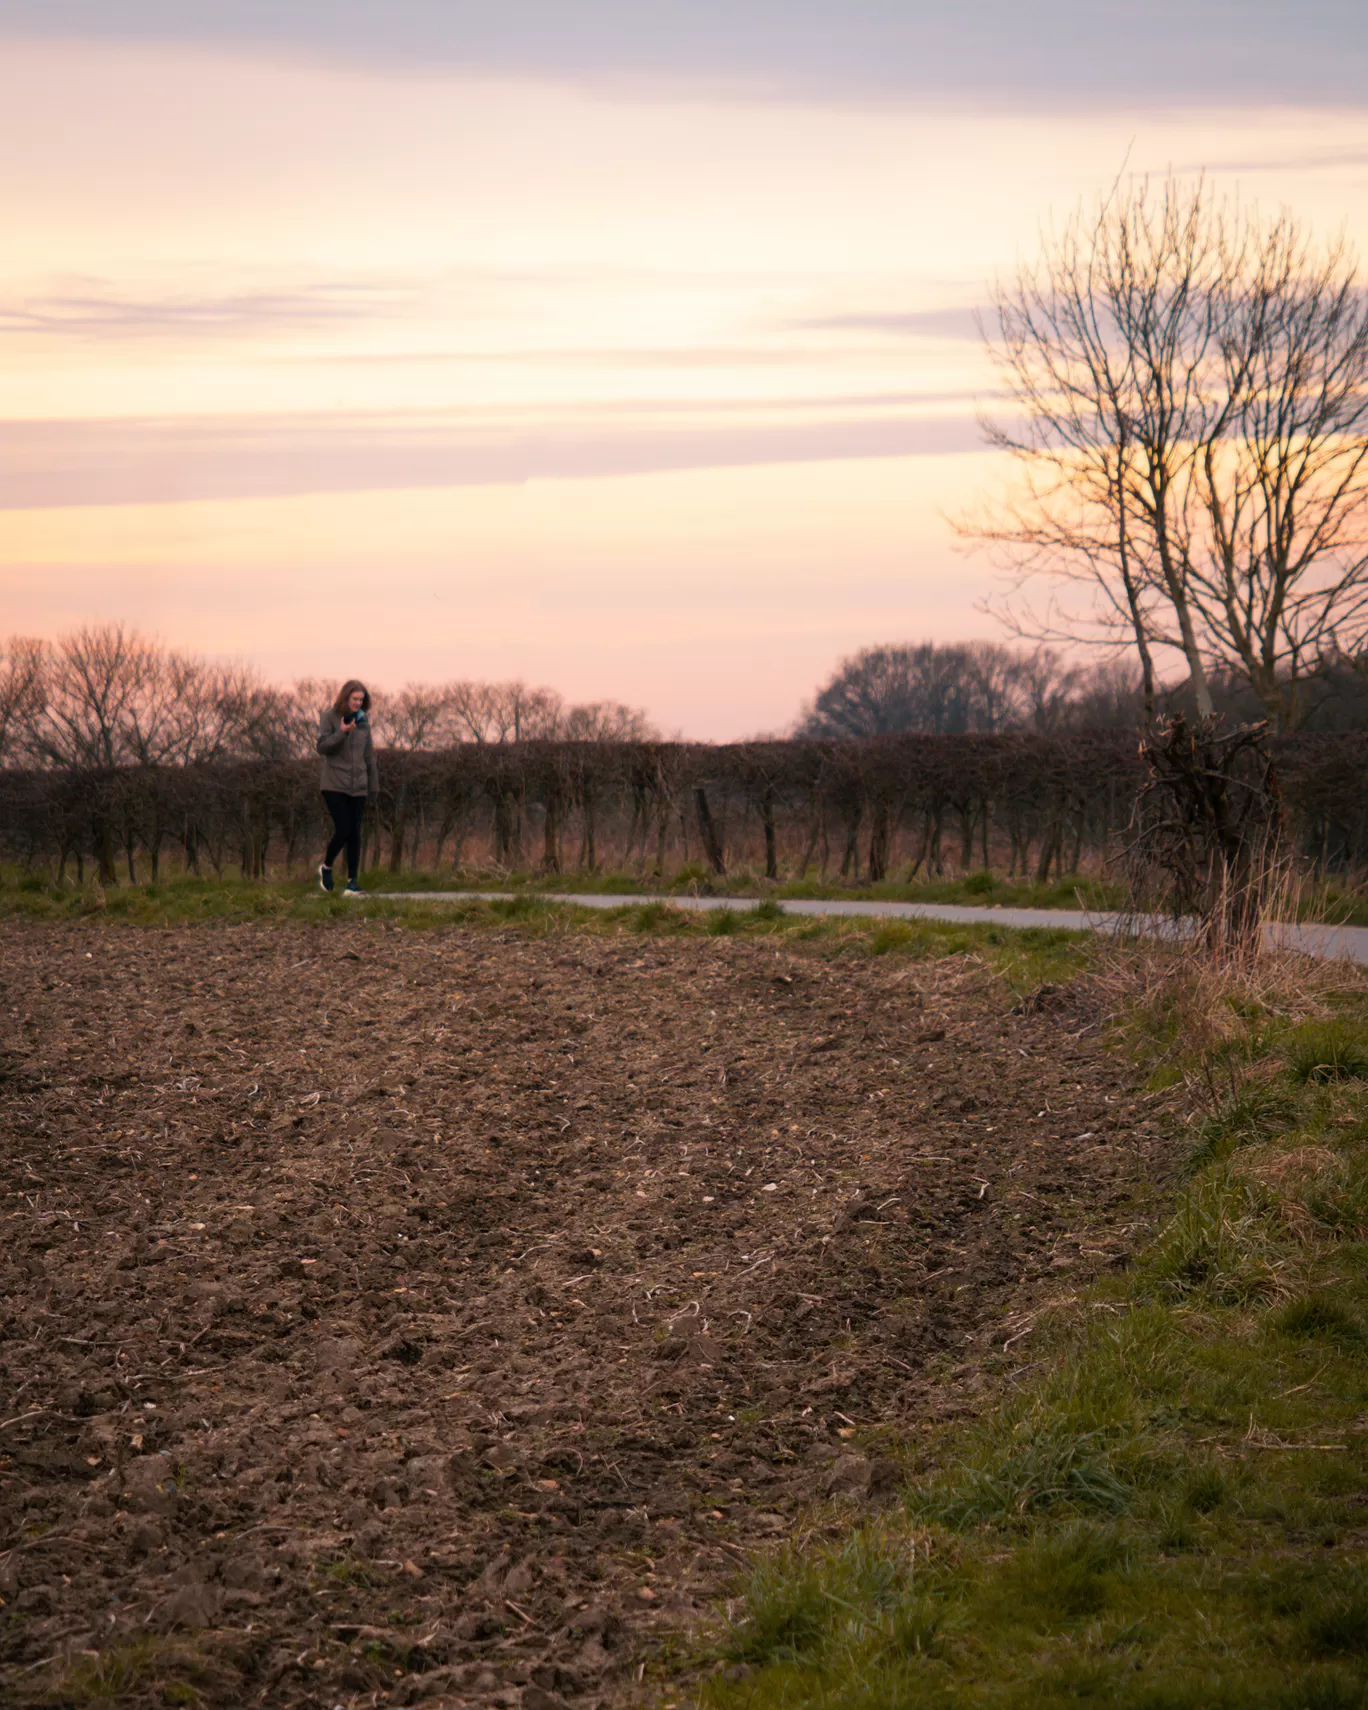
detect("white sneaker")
(343, 883), (367, 898)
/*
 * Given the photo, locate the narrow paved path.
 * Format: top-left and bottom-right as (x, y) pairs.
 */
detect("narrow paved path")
(385, 889), (1368, 965)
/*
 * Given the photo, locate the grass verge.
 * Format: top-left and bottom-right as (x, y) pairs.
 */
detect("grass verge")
(0, 868), (1088, 996)
(699, 955), (1368, 1710)
(360, 862), (1125, 913)
(10, 860), (1368, 922)
(334, 865), (1368, 925)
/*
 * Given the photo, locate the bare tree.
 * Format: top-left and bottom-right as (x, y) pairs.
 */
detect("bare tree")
(491, 682), (563, 742)
(972, 175), (1368, 729)
(378, 683), (453, 751)
(1011, 647), (1087, 733)
(445, 681), (499, 743)
(0, 637), (45, 766)
(2, 626), (288, 768)
(278, 679), (341, 760)
(25, 624), (151, 769)
(184, 662), (276, 763)
(962, 641), (1036, 730)
(1060, 658), (1147, 729)
(445, 681), (563, 743)
(561, 700), (657, 741)
(120, 646), (214, 767)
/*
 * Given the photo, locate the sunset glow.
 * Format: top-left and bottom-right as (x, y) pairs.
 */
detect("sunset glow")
(3, 16), (1367, 733)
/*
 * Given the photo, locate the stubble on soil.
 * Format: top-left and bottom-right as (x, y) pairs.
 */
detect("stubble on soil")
(0, 921), (1167, 1709)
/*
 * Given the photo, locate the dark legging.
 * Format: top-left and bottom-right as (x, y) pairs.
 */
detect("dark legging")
(322, 790), (366, 883)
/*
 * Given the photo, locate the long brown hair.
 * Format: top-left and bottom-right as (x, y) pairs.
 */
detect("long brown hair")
(332, 679), (371, 717)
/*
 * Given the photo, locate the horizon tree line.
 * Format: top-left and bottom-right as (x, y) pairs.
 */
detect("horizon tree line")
(0, 625), (658, 773)
(6, 625), (1368, 785)
(797, 640), (1368, 741)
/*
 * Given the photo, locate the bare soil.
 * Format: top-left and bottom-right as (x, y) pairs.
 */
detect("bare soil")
(0, 921), (1168, 1709)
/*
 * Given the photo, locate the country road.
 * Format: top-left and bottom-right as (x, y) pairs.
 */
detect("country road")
(386, 889), (1368, 965)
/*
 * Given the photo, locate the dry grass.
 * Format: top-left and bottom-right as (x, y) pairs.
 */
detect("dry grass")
(1084, 918), (1361, 1099)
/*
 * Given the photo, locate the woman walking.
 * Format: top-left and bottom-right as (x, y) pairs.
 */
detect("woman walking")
(317, 679), (378, 896)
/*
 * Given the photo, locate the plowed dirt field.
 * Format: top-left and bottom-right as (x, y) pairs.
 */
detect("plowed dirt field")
(0, 921), (1167, 1708)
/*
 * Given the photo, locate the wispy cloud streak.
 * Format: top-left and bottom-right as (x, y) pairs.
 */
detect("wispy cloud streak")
(0, 279), (417, 338)
(0, 407), (988, 508)
(798, 308), (988, 341)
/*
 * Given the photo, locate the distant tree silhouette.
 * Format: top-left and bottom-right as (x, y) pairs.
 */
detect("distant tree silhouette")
(796, 641), (1089, 737)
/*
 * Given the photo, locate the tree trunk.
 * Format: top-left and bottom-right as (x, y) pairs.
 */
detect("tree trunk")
(1035, 794), (1063, 883)
(493, 791), (518, 865)
(927, 808), (945, 876)
(958, 805), (975, 870)
(797, 805), (822, 879)
(653, 800), (669, 877)
(760, 784), (778, 881)
(95, 811), (117, 886)
(867, 800), (891, 882)
(694, 785), (726, 875)
(839, 801), (863, 878)
(905, 813), (932, 879)
(542, 787), (561, 873)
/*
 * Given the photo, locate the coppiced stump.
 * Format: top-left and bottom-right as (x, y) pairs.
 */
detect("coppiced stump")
(1130, 716), (1284, 948)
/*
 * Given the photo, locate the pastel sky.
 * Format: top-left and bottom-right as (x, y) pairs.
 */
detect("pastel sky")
(3, 4), (1367, 736)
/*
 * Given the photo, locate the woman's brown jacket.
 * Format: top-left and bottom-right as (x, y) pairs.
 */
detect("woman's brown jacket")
(316, 710), (379, 797)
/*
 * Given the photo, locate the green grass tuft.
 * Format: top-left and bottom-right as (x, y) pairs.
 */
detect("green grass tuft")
(489, 893), (544, 920)
(1186, 1084), (1302, 1172)
(1299, 1586), (1368, 1658)
(624, 899), (692, 932)
(1272, 1293), (1365, 1346)
(1286, 1020), (1368, 1085)
(1179, 1463), (1231, 1514)
(912, 1428), (1133, 1528)
(1143, 1169), (1284, 1304)
(990, 1522), (1129, 1622)
(724, 1531), (945, 1672)
(868, 921), (916, 955)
